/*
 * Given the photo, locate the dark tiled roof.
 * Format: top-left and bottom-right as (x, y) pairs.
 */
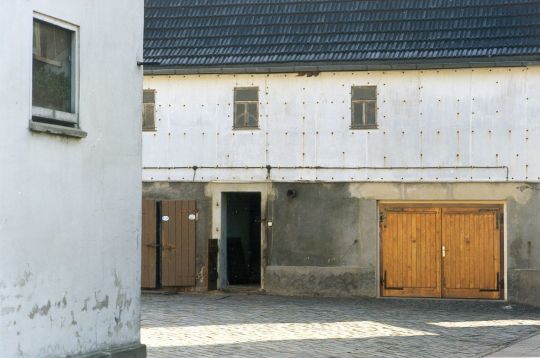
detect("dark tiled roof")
(144, 0), (540, 70)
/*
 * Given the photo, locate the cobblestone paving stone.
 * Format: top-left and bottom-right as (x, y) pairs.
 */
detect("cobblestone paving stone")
(141, 293), (540, 357)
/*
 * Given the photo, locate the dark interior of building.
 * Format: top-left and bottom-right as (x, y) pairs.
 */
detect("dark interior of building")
(226, 193), (261, 286)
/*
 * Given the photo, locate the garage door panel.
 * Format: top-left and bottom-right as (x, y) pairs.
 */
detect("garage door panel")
(442, 208), (502, 299)
(381, 207), (441, 297)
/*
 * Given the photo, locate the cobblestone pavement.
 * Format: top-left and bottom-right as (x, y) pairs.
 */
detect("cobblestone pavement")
(141, 293), (540, 357)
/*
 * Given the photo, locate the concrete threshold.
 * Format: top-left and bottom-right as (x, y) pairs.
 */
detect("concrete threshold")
(379, 296), (508, 303)
(222, 284), (263, 294)
(487, 331), (540, 357)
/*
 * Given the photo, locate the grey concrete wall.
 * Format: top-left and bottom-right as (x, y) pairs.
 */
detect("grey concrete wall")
(143, 182), (212, 290)
(0, 1), (144, 357)
(266, 182), (540, 303)
(265, 183), (377, 296)
(509, 270), (540, 308)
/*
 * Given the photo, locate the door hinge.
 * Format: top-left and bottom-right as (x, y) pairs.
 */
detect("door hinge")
(496, 212), (503, 229)
(381, 271), (404, 290)
(480, 272), (501, 292)
(379, 211), (386, 228)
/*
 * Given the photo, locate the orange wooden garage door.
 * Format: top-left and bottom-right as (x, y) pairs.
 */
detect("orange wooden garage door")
(380, 204), (503, 299)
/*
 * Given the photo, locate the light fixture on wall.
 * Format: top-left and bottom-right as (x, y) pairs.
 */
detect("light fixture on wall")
(286, 189), (297, 199)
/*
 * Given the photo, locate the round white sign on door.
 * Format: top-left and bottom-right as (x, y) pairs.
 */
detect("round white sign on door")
(162, 216), (169, 222)
(188, 214), (196, 221)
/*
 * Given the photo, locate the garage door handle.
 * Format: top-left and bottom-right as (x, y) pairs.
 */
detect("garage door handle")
(442, 245), (447, 257)
(146, 243), (159, 248)
(162, 245), (175, 250)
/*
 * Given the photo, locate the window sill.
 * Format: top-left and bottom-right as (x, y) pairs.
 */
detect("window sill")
(350, 125), (379, 130)
(233, 127), (260, 131)
(29, 120), (87, 139)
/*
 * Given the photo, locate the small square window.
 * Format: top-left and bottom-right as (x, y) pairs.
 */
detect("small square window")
(143, 89), (156, 131)
(32, 15), (78, 127)
(351, 86), (377, 129)
(234, 87), (259, 129)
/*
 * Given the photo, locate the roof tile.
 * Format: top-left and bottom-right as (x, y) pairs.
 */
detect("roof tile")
(144, 0), (540, 68)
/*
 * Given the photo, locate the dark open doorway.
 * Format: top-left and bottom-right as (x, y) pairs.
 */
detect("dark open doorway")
(225, 192), (261, 287)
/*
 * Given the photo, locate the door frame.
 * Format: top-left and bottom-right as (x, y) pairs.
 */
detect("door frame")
(208, 183), (271, 290)
(377, 201), (506, 300)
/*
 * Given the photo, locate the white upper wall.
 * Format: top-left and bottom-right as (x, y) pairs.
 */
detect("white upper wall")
(0, 1), (143, 357)
(143, 67), (540, 182)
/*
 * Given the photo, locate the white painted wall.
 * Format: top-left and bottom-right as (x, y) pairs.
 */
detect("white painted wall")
(143, 67), (540, 183)
(0, 1), (143, 357)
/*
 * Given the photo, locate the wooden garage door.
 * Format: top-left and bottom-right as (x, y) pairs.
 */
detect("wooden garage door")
(141, 200), (157, 288)
(380, 207), (442, 297)
(380, 204), (503, 299)
(442, 208), (503, 299)
(161, 200), (197, 287)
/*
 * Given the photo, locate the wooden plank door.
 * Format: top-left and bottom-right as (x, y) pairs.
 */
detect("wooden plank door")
(161, 200), (197, 287)
(141, 199), (157, 288)
(442, 207), (503, 299)
(380, 207), (442, 297)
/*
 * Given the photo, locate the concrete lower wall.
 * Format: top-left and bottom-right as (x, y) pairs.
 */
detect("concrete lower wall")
(77, 344), (146, 358)
(143, 181), (540, 306)
(265, 266), (376, 297)
(509, 270), (540, 308)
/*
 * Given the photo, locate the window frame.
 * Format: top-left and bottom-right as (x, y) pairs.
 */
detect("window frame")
(31, 12), (80, 126)
(350, 86), (378, 130)
(142, 89), (157, 132)
(233, 86), (259, 130)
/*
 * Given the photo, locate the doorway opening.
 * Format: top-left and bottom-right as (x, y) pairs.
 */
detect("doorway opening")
(223, 192), (261, 289)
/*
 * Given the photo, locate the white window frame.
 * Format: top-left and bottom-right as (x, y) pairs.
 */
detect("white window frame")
(351, 85), (378, 130)
(233, 87), (259, 130)
(32, 12), (80, 126)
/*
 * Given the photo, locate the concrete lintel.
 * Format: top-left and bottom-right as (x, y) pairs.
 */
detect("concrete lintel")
(71, 343), (146, 358)
(29, 120), (87, 139)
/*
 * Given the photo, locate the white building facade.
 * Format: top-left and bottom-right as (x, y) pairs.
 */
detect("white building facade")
(142, 68), (540, 304)
(144, 68), (539, 183)
(0, 1), (145, 357)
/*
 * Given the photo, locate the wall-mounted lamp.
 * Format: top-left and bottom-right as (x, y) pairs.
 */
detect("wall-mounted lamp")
(286, 189), (297, 199)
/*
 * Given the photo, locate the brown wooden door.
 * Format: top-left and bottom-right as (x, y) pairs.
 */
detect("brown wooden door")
(161, 200), (197, 287)
(380, 204), (503, 299)
(442, 208), (503, 299)
(141, 199), (157, 288)
(380, 207), (442, 297)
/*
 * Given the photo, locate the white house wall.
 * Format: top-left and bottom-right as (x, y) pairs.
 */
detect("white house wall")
(0, 1), (143, 357)
(143, 67), (540, 183)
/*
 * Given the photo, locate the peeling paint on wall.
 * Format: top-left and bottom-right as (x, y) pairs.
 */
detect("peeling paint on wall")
(81, 297), (90, 312)
(92, 294), (109, 311)
(16, 271), (32, 288)
(28, 301), (51, 319)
